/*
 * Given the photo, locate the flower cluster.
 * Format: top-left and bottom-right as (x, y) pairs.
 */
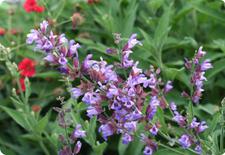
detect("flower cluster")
(18, 58), (36, 91)
(170, 102), (208, 154)
(184, 47), (213, 104)
(27, 21), (212, 155)
(27, 20), (80, 77)
(23, 0), (44, 13)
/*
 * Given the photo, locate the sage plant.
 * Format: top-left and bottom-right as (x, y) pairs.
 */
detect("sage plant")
(27, 21), (212, 155)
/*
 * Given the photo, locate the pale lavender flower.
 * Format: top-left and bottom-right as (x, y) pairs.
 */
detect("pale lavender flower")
(99, 123), (114, 140)
(71, 124), (86, 139)
(124, 121), (137, 132)
(40, 20), (48, 33)
(82, 92), (101, 105)
(74, 141), (82, 154)
(123, 33), (142, 51)
(195, 144), (202, 154)
(164, 81), (173, 93)
(71, 88), (83, 99)
(122, 133), (133, 144)
(170, 102), (177, 111)
(150, 125), (158, 136)
(173, 111), (186, 127)
(143, 146), (153, 155)
(201, 59), (213, 71)
(179, 134), (192, 149)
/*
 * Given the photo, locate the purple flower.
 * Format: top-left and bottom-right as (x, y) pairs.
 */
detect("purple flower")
(150, 125), (158, 136)
(170, 102), (177, 111)
(196, 121), (208, 133)
(40, 20), (48, 33)
(164, 81), (173, 93)
(99, 123), (114, 140)
(107, 84), (119, 99)
(86, 106), (101, 118)
(194, 46), (206, 64)
(122, 50), (134, 68)
(143, 146), (153, 155)
(179, 134), (192, 149)
(69, 42), (80, 57)
(195, 144), (202, 154)
(123, 33), (142, 51)
(190, 118), (200, 129)
(173, 111), (186, 127)
(71, 124), (86, 139)
(124, 121), (137, 132)
(122, 133), (133, 144)
(71, 88), (83, 99)
(201, 59), (213, 71)
(26, 29), (39, 44)
(74, 141), (82, 154)
(82, 92), (101, 105)
(44, 54), (55, 62)
(58, 55), (68, 66)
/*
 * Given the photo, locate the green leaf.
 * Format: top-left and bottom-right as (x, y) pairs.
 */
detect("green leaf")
(156, 108), (167, 133)
(118, 135), (129, 155)
(193, 3), (225, 23)
(35, 112), (50, 133)
(35, 71), (60, 78)
(206, 58), (225, 79)
(0, 106), (30, 130)
(92, 142), (107, 155)
(205, 112), (220, 136)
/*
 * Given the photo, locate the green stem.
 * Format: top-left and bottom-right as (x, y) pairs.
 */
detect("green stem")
(39, 141), (50, 155)
(158, 143), (184, 155)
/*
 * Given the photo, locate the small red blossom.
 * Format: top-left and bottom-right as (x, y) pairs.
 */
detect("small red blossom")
(18, 58), (36, 77)
(23, 0), (45, 13)
(32, 105), (41, 113)
(19, 78), (26, 92)
(0, 27), (6, 36)
(87, 0), (100, 4)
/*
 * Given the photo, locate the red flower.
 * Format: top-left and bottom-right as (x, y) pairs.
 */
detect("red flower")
(18, 58), (36, 77)
(0, 27), (5, 36)
(19, 78), (26, 92)
(87, 0), (100, 4)
(23, 0), (44, 13)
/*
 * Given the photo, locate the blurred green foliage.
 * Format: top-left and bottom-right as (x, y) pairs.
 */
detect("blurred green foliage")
(0, 0), (225, 154)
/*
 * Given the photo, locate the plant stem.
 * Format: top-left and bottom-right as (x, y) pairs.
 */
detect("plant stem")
(39, 141), (50, 155)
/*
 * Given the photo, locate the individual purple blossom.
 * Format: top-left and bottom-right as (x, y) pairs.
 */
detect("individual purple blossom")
(169, 102), (177, 111)
(122, 50), (134, 68)
(190, 117), (200, 129)
(122, 133), (133, 144)
(74, 141), (82, 154)
(201, 59), (213, 71)
(195, 144), (202, 154)
(164, 81), (173, 93)
(179, 134), (192, 149)
(26, 29), (39, 44)
(82, 92), (101, 105)
(196, 121), (208, 133)
(71, 88), (83, 99)
(86, 106), (101, 118)
(40, 20), (48, 33)
(173, 111), (186, 127)
(123, 33), (142, 51)
(150, 125), (158, 136)
(71, 124), (86, 139)
(143, 146), (153, 155)
(99, 123), (114, 140)
(193, 46), (206, 64)
(106, 84), (119, 99)
(124, 121), (137, 132)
